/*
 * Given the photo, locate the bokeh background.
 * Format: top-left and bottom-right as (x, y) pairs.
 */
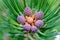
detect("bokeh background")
(0, 0), (60, 40)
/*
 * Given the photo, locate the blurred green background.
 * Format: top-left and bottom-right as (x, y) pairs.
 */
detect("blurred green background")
(0, 0), (60, 40)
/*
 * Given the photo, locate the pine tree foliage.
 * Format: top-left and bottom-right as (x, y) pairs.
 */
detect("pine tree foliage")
(0, 0), (60, 40)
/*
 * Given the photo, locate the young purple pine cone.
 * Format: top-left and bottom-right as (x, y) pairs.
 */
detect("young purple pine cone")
(23, 23), (31, 31)
(24, 7), (32, 16)
(17, 15), (26, 24)
(35, 11), (44, 20)
(35, 20), (44, 28)
(31, 26), (38, 33)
